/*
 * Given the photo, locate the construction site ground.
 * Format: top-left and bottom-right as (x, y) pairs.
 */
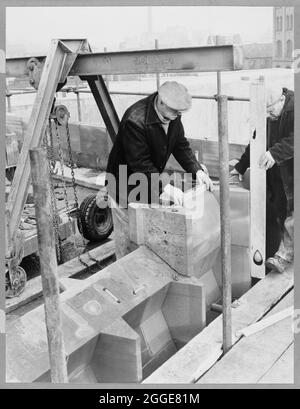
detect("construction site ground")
(6, 180), (116, 325)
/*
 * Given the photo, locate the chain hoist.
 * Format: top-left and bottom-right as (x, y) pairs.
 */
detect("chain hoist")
(42, 119), (63, 263)
(51, 104), (105, 271)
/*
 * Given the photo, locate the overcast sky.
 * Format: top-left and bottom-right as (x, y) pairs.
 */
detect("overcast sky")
(6, 6), (273, 55)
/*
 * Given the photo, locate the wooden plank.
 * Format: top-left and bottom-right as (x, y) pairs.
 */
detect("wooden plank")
(143, 265), (293, 384)
(6, 240), (115, 314)
(30, 147), (68, 383)
(258, 344), (294, 384)
(250, 81), (266, 279)
(53, 164), (106, 190)
(237, 306), (293, 338)
(198, 291), (294, 384)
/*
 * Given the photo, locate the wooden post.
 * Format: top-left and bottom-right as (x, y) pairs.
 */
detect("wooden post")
(155, 39), (160, 90)
(29, 147), (68, 383)
(217, 94), (232, 353)
(250, 82), (266, 279)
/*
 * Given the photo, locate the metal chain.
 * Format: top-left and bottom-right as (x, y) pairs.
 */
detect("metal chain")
(43, 121), (62, 263)
(65, 122), (107, 270)
(53, 118), (80, 263)
(65, 123), (81, 227)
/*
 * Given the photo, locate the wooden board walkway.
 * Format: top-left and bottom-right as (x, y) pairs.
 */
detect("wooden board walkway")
(198, 290), (294, 384)
(143, 265), (293, 384)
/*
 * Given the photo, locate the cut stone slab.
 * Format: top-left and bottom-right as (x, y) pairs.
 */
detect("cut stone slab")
(6, 240), (115, 314)
(6, 246), (206, 383)
(129, 190), (221, 278)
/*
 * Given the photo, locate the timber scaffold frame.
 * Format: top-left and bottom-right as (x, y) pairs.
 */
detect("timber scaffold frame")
(5, 39), (266, 354)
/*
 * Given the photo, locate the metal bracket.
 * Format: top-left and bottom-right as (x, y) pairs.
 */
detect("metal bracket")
(27, 57), (42, 90)
(51, 104), (70, 126)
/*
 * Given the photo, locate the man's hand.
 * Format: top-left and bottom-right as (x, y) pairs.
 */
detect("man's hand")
(229, 168), (243, 183)
(259, 151), (275, 170)
(196, 169), (214, 191)
(160, 184), (184, 206)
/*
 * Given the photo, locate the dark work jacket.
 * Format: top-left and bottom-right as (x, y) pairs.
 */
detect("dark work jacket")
(106, 92), (202, 206)
(235, 89), (294, 216)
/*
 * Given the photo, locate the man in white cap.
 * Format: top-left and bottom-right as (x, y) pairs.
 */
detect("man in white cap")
(102, 81), (213, 258)
(230, 86), (294, 274)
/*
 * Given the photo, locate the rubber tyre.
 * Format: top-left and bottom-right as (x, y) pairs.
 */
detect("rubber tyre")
(78, 193), (113, 242)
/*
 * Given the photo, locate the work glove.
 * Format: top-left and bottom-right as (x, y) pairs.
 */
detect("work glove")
(229, 168), (243, 183)
(160, 184), (184, 206)
(259, 151), (275, 170)
(196, 169), (214, 192)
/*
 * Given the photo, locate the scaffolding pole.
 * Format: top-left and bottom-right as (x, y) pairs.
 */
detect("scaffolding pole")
(217, 93), (233, 354)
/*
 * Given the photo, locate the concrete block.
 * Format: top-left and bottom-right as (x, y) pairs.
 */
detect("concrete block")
(162, 281), (206, 347)
(213, 245), (251, 300)
(213, 185), (250, 247)
(92, 319), (142, 383)
(129, 191), (220, 278)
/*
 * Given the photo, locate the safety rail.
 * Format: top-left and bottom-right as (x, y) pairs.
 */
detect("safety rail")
(6, 85), (250, 122)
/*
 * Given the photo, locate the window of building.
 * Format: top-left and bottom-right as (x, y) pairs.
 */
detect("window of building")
(286, 40), (293, 59)
(277, 40), (282, 58)
(291, 14), (293, 31)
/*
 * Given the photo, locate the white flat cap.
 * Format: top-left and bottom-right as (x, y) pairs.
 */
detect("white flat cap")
(158, 81), (192, 111)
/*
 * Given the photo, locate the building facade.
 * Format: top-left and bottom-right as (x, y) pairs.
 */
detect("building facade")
(273, 7), (294, 68)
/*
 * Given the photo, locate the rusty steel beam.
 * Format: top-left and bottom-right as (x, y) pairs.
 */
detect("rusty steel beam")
(6, 45), (243, 78)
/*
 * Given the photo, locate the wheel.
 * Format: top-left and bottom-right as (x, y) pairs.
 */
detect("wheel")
(78, 193), (113, 242)
(5, 266), (27, 298)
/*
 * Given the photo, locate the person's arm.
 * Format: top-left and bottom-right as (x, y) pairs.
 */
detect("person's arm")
(172, 122), (214, 191)
(172, 121), (202, 175)
(268, 112), (294, 164)
(234, 143), (250, 175)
